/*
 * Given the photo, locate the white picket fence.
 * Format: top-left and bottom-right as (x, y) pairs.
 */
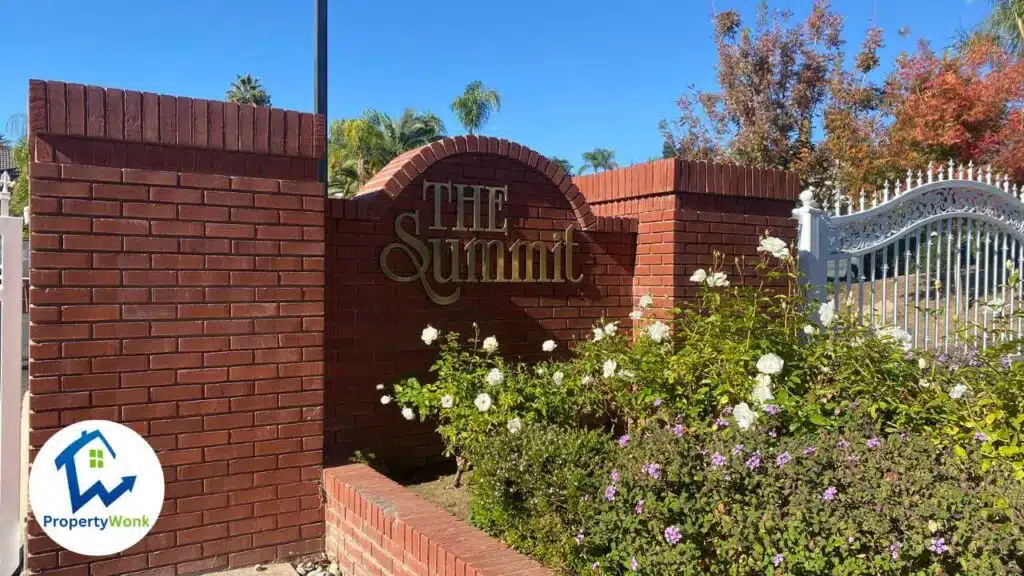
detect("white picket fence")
(0, 171), (23, 576)
(796, 161), (1024, 353)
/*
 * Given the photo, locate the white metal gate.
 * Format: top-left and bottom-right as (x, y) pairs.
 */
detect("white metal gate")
(0, 171), (24, 576)
(795, 162), (1024, 353)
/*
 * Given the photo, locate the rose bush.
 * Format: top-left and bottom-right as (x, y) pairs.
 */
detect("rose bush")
(382, 235), (1024, 572)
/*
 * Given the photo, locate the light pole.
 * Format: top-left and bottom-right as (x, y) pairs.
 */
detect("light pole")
(315, 0), (328, 195)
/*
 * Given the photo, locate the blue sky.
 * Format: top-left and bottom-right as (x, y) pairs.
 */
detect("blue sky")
(0, 0), (991, 167)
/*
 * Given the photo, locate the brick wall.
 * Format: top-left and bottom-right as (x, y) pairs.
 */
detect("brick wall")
(575, 158), (799, 307)
(324, 137), (636, 470)
(324, 464), (551, 576)
(26, 80), (326, 575)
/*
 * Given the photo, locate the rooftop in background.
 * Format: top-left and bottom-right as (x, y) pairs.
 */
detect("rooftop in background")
(0, 147), (17, 179)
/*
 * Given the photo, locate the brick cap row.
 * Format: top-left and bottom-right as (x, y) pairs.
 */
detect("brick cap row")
(324, 464), (553, 575)
(29, 79), (325, 160)
(356, 136), (597, 231)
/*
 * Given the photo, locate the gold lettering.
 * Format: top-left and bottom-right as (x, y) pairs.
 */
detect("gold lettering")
(429, 238), (462, 284)
(379, 183), (586, 304)
(423, 181), (451, 231)
(508, 239), (524, 282)
(465, 238), (506, 282)
(379, 211), (460, 305)
(525, 241), (549, 282)
(486, 185), (509, 233)
(564, 225), (583, 283)
(550, 233), (564, 282)
(454, 184), (484, 232)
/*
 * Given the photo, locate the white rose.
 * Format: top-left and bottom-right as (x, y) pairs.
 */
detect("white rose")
(733, 402), (758, 430)
(629, 309), (643, 321)
(375, 383), (385, 390)
(553, 371), (564, 385)
(482, 336), (499, 353)
(506, 417), (522, 434)
(474, 393), (493, 412)
(619, 369), (635, 380)
(640, 294), (654, 309)
(918, 358), (928, 370)
(751, 376), (774, 405)
(380, 395), (392, 405)
(803, 324), (817, 335)
(602, 359), (618, 378)
(919, 379), (932, 388)
(756, 353), (784, 376)
(690, 269), (708, 283)
(603, 322), (618, 336)
(581, 375), (594, 386)
(818, 301), (835, 327)
(706, 272), (730, 287)
(877, 326), (912, 351)
(421, 325), (439, 345)
(486, 368), (504, 386)
(647, 321), (670, 343)
(949, 383), (968, 400)
(542, 340), (557, 352)
(440, 394), (454, 409)
(592, 327), (605, 342)
(401, 407), (415, 420)
(757, 236), (790, 260)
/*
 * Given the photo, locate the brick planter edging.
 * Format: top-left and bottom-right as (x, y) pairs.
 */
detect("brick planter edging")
(324, 464), (553, 576)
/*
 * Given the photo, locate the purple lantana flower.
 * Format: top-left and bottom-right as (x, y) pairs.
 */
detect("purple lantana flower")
(721, 406), (734, 416)
(889, 541), (901, 560)
(714, 418), (729, 429)
(671, 423), (686, 437)
(821, 486), (838, 502)
(604, 485), (616, 501)
(710, 452), (726, 468)
(928, 537), (948, 555)
(610, 470), (620, 483)
(836, 439), (851, 449)
(634, 500), (644, 515)
(763, 404), (780, 415)
(641, 463), (661, 480)
(653, 398), (663, 407)
(974, 432), (988, 442)
(618, 434), (630, 448)
(866, 437), (881, 449)
(772, 553), (783, 567)
(731, 444), (745, 456)
(745, 451), (761, 471)
(803, 446), (817, 456)
(664, 525), (682, 545)
(630, 556), (638, 571)
(775, 451), (791, 467)
(575, 531), (584, 544)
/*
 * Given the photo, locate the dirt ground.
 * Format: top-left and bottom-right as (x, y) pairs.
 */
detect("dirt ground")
(403, 471), (471, 522)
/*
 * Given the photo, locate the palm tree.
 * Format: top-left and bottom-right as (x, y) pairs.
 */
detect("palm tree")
(985, 0), (1024, 53)
(327, 109), (447, 197)
(226, 74), (272, 107)
(578, 148), (618, 174)
(550, 157), (574, 175)
(451, 81), (501, 135)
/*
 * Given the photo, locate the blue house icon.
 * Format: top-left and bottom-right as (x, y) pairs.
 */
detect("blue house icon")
(55, 430), (137, 514)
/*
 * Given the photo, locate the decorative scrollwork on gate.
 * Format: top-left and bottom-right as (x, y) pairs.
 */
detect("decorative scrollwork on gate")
(825, 184), (1024, 255)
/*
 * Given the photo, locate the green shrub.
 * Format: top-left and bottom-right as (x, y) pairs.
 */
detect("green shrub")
(380, 237), (1024, 572)
(572, 421), (1024, 575)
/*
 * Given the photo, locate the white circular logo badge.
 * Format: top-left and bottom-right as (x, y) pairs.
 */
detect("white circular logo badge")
(29, 420), (164, 556)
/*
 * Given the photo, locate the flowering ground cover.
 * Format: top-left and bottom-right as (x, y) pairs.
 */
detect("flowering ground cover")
(380, 237), (1024, 575)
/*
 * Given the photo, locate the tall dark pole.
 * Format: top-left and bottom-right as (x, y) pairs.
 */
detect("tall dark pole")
(315, 0), (328, 195)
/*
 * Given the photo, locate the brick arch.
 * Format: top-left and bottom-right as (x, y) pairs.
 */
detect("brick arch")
(357, 135), (597, 230)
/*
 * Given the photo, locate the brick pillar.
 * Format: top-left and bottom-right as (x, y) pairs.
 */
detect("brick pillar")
(26, 80), (326, 575)
(575, 159), (800, 310)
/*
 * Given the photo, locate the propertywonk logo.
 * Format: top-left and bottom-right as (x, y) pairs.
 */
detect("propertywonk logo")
(29, 420), (164, 556)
